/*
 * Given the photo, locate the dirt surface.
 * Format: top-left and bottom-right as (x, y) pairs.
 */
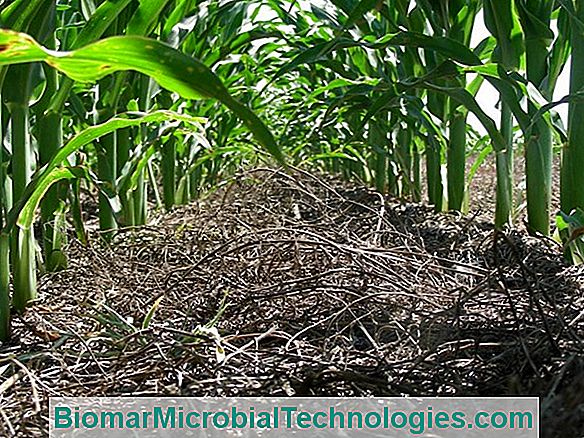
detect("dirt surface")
(1, 166), (583, 437)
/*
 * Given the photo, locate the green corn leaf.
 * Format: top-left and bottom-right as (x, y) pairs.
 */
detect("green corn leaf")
(108, 0), (174, 110)
(466, 73), (484, 97)
(467, 142), (493, 187)
(0, 0), (53, 86)
(483, 0), (524, 70)
(275, 39), (348, 77)
(420, 83), (506, 152)
(343, 0), (378, 30)
(414, 0), (444, 34)
(0, 30), (284, 163)
(70, 0), (133, 50)
(525, 90), (584, 140)
(126, 0), (172, 36)
(80, 0), (97, 20)
(473, 36), (497, 61)
(367, 32), (482, 65)
(48, 112), (205, 172)
(401, 59), (533, 135)
(516, 0), (554, 42)
(310, 78), (365, 98)
(46, 0), (135, 112)
(556, 208), (584, 264)
(450, 3), (480, 46)
(162, 0), (197, 38)
(0, 0), (51, 32)
(276, 31), (482, 85)
(354, 89), (400, 137)
(15, 167), (82, 232)
(118, 144), (156, 194)
(542, 6), (571, 97)
(2, 111), (207, 234)
(557, 0), (584, 34)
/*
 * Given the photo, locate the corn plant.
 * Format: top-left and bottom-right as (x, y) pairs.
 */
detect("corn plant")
(0, 1), (283, 338)
(562, 0), (584, 214)
(516, 0), (567, 236)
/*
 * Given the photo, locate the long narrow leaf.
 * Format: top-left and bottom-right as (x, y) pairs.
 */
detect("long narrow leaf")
(2, 111), (206, 234)
(0, 30), (284, 163)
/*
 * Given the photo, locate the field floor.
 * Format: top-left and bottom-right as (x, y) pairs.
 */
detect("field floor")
(2, 166), (583, 437)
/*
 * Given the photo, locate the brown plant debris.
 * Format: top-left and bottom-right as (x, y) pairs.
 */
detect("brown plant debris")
(0, 167), (582, 437)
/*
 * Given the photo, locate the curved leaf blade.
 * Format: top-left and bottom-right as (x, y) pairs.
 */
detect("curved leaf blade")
(0, 30), (284, 163)
(2, 110), (206, 234)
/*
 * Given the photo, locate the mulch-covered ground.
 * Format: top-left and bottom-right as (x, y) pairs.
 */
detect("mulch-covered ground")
(0, 166), (583, 437)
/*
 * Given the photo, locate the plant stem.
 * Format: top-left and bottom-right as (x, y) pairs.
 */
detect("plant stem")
(0, 233), (10, 340)
(523, 3), (553, 235)
(495, 102), (514, 229)
(97, 130), (118, 238)
(562, 0), (584, 213)
(116, 127), (134, 227)
(5, 62), (37, 310)
(369, 119), (386, 193)
(147, 160), (162, 209)
(426, 137), (445, 212)
(162, 137), (176, 210)
(397, 126), (412, 197)
(447, 108), (467, 211)
(133, 172), (147, 224)
(0, 101), (9, 340)
(38, 107), (67, 270)
(412, 137), (422, 202)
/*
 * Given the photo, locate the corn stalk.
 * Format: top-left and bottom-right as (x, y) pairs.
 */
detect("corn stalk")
(483, 0), (524, 229)
(517, 0), (555, 235)
(562, 0), (584, 213)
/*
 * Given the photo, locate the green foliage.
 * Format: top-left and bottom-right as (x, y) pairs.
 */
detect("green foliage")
(0, 31), (283, 163)
(556, 209), (584, 265)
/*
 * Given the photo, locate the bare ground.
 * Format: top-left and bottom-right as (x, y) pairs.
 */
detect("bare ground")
(1, 166), (583, 437)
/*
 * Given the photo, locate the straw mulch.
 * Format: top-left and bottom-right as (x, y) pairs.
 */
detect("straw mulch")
(1, 167), (582, 437)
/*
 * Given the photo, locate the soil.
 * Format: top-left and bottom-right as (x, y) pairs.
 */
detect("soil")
(1, 166), (583, 437)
